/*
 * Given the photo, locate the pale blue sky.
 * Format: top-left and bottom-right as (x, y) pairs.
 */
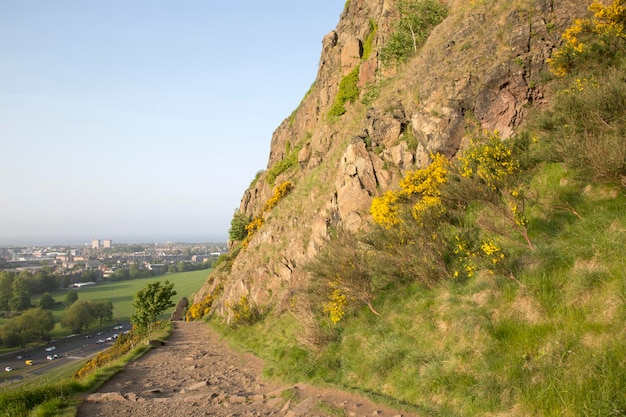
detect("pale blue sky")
(0, 1), (342, 245)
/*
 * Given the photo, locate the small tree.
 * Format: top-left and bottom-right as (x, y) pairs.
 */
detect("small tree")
(9, 291), (30, 312)
(65, 289), (78, 305)
(91, 300), (114, 326)
(380, 0), (448, 67)
(38, 292), (56, 309)
(131, 280), (177, 333)
(20, 308), (55, 342)
(229, 210), (251, 241)
(61, 299), (94, 334)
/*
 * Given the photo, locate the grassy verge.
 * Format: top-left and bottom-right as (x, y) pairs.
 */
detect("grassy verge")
(0, 322), (173, 417)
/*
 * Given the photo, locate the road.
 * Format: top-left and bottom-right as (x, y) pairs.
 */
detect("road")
(0, 322), (130, 385)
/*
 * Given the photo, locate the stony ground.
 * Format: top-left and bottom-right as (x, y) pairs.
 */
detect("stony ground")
(77, 321), (416, 417)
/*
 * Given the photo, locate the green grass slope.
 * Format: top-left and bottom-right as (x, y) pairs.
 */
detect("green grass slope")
(0, 269), (210, 341)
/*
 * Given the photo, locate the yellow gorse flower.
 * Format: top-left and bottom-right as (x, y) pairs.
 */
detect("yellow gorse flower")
(549, 0), (626, 76)
(459, 131), (519, 191)
(371, 153), (450, 228)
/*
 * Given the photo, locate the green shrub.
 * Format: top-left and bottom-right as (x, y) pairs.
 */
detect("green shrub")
(328, 66), (361, 118)
(249, 169), (264, 188)
(266, 149), (299, 185)
(361, 83), (381, 107)
(229, 210), (251, 241)
(362, 19), (378, 60)
(537, 68), (626, 180)
(380, 0), (448, 67)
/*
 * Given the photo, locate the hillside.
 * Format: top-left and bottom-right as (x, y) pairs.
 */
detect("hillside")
(194, 0), (591, 314)
(190, 0), (626, 415)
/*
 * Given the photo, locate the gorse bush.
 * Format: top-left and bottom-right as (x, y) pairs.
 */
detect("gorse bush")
(73, 332), (141, 380)
(548, 0), (626, 76)
(186, 286), (221, 321)
(371, 153), (450, 228)
(305, 228), (383, 326)
(226, 295), (260, 326)
(458, 131), (520, 192)
(242, 181), (293, 248)
(540, 0), (626, 180)
(454, 131), (534, 249)
(310, 130), (533, 325)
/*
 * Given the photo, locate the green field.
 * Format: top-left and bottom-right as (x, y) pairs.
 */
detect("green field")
(1, 269), (210, 340)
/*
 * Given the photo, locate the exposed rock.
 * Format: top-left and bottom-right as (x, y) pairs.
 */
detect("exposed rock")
(186, 381), (208, 391)
(335, 141), (376, 230)
(146, 339), (164, 347)
(285, 397), (316, 417)
(359, 58), (377, 87)
(170, 296), (188, 321)
(86, 392), (126, 403)
(341, 37), (363, 75)
(228, 394), (247, 404)
(194, 0), (592, 319)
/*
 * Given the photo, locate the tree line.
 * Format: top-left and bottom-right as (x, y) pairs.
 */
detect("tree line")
(0, 288), (114, 348)
(0, 269), (64, 314)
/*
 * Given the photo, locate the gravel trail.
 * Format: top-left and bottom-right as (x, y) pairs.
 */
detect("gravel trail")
(77, 321), (415, 417)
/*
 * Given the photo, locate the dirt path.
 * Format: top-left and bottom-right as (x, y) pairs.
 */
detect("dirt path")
(77, 321), (415, 417)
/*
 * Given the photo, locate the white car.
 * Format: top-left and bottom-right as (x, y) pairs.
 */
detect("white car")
(4, 367), (12, 372)
(44, 346), (56, 352)
(46, 354), (58, 360)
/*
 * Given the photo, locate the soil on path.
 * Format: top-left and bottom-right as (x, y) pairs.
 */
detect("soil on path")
(77, 321), (416, 417)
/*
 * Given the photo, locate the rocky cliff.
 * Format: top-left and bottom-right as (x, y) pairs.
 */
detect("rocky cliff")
(195, 0), (590, 317)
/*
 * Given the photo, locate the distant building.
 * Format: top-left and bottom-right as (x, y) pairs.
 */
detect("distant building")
(91, 239), (101, 249)
(192, 255), (213, 263)
(103, 239), (112, 249)
(72, 282), (96, 288)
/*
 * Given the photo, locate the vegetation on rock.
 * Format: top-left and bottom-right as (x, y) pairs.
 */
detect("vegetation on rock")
(328, 66), (361, 118)
(379, 0), (448, 67)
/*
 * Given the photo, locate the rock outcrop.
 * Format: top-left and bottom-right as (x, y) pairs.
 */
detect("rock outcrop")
(195, 0), (591, 318)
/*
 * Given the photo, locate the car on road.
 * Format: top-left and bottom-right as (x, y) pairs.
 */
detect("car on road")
(44, 346), (56, 352)
(96, 339), (106, 344)
(46, 354), (58, 360)
(25, 360), (34, 366)
(113, 325), (123, 330)
(4, 367), (12, 372)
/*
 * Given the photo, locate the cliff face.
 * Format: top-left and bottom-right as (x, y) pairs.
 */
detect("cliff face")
(196, 0), (590, 316)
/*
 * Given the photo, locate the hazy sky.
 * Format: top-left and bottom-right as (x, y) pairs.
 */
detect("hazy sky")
(0, 1), (342, 246)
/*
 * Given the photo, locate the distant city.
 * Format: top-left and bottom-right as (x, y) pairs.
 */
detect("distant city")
(0, 239), (228, 282)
